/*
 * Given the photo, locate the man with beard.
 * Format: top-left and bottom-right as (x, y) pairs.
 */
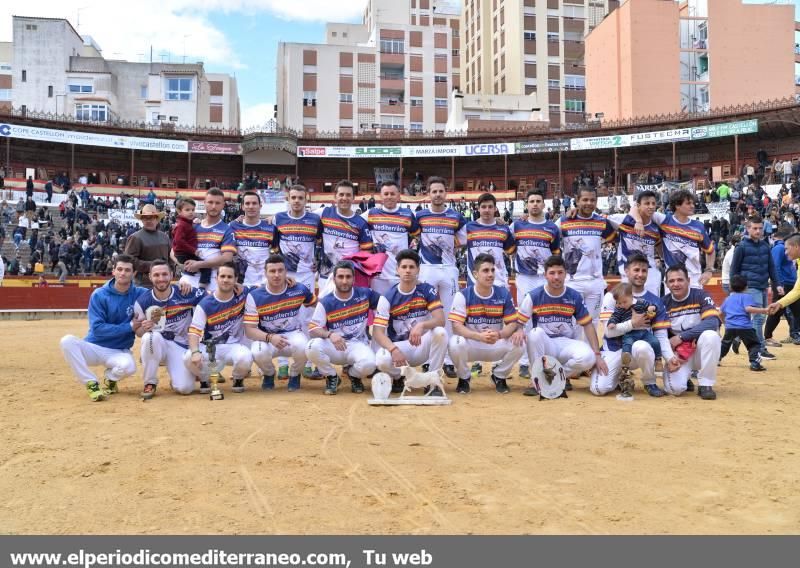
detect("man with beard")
(134, 260), (205, 399)
(363, 181), (420, 296)
(230, 191), (275, 287)
(306, 261), (381, 395)
(465, 193), (515, 287)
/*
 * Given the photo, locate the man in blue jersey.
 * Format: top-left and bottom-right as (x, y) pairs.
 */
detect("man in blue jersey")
(662, 264), (722, 400)
(465, 193), (515, 287)
(245, 254), (317, 392)
(512, 188), (561, 378)
(230, 191), (275, 287)
(306, 261), (381, 395)
(317, 180), (373, 297)
(518, 255), (608, 396)
(363, 181), (420, 296)
(448, 253), (525, 394)
(60, 254), (144, 402)
(134, 260), (206, 399)
(180, 188), (237, 293)
(185, 262), (254, 394)
(415, 176), (467, 378)
(593, 252), (678, 397)
(374, 249), (448, 393)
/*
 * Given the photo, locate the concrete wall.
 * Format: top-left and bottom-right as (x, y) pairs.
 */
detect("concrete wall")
(586, 2), (621, 120)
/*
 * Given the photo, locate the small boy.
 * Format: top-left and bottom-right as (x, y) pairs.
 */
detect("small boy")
(607, 282), (662, 371)
(720, 275), (769, 371)
(171, 198), (211, 288)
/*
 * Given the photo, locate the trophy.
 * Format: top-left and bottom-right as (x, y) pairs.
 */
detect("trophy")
(202, 333), (229, 401)
(617, 353), (634, 401)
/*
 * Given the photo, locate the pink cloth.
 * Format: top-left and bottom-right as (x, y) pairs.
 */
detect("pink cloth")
(342, 251), (389, 325)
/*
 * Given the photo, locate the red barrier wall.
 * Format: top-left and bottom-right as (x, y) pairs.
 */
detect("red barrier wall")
(0, 287), (94, 310)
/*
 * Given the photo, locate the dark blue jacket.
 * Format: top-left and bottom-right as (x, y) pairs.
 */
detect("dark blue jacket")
(772, 240), (797, 287)
(731, 237), (779, 291)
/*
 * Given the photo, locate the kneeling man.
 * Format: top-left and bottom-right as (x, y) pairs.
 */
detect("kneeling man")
(374, 249), (448, 393)
(246, 254), (317, 392)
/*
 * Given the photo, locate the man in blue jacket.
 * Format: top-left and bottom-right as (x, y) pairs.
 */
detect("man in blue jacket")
(764, 224), (800, 345)
(60, 254), (146, 401)
(731, 214), (783, 360)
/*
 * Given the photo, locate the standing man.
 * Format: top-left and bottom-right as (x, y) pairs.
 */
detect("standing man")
(415, 176), (467, 377)
(134, 260), (205, 399)
(363, 181), (420, 296)
(180, 188), (237, 293)
(465, 193), (515, 287)
(185, 262), (254, 394)
(593, 252), (677, 397)
(448, 253), (525, 394)
(306, 261), (380, 394)
(230, 191), (275, 287)
(246, 255), (317, 392)
(60, 254), (143, 401)
(662, 265), (722, 400)
(123, 204), (171, 288)
(518, 256), (608, 395)
(610, 190), (663, 296)
(374, 250), (448, 393)
(765, 226), (800, 344)
(557, 187), (616, 326)
(512, 188), (561, 377)
(731, 214), (782, 360)
(318, 180), (373, 296)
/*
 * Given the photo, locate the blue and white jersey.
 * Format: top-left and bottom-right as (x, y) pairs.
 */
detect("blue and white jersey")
(319, 207), (373, 278)
(308, 286), (381, 344)
(363, 206), (420, 280)
(517, 286), (591, 339)
(415, 208), (467, 266)
(607, 214), (661, 274)
(230, 219), (276, 287)
(195, 220), (237, 262)
(273, 211), (321, 274)
(511, 219), (561, 276)
(134, 285), (206, 348)
(244, 283), (317, 334)
(465, 221), (516, 284)
(600, 290), (671, 352)
(188, 287), (251, 344)
(373, 282), (442, 343)
(662, 288), (720, 334)
(557, 214), (616, 281)
(652, 212), (714, 287)
(448, 285), (517, 333)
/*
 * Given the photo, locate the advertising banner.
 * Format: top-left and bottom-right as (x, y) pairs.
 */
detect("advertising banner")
(0, 123), (188, 153)
(515, 140), (570, 154)
(188, 141), (242, 155)
(690, 119), (758, 140)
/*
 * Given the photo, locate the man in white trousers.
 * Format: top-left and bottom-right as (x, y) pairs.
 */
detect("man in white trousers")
(185, 262), (253, 394)
(517, 255), (608, 396)
(245, 254), (317, 392)
(306, 261), (381, 395)
(374, 249), (448, 394)
(415, 176), (468, 378)
(592, 252), (678, 397)
(134, 260), (205, 399)
(60, 254), (144, 401)
(448, 253), (525, 394)
(661, 264), (722, 400)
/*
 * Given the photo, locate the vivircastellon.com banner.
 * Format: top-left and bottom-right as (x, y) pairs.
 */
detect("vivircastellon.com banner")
(0, 123), (189, 153)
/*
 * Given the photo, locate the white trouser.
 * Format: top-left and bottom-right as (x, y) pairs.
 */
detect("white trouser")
(419, 264), (459, 364)
(526, 328), (595, 379)
(620, 269), (662, 298)
(60, 335), (136, 385)
(140, 332), (195, 394)
(251, 330), (309, 377)
(317, 276), (335, 298)
(180, 271), (217, 293)
(305, 338), (376, 379)
(375, 327), (448, 379)
(280, 271), (317, 369)
(566, 277), (606, 326)
(662, 330), (721, 395)
(590, 342), (657, 395)
(182, 343), (253, 381)
(448, 335), (524, 381)
(371, 276), (399, 297)
(516, 273), (545, 365)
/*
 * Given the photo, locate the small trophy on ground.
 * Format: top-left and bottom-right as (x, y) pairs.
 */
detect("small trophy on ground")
(202, 333), (229, 401)
(617, 352), (635, 401)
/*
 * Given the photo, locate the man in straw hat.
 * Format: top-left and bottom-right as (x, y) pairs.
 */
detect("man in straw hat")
(124, 203), (171, 287)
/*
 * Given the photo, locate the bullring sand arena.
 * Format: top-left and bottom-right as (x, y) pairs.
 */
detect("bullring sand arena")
(1, 318), (799, 535)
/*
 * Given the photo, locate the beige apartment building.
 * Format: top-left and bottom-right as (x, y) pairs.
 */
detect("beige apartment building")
(585, 0), (797, 122)
(277, 0), (461, 134)
(461, 0), (619, 127)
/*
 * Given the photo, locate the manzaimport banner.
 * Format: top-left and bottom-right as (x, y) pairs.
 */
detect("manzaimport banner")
(0, 123), (189, 153)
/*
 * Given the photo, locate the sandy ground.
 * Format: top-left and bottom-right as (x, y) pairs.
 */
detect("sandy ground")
(1, 319), (799, 535)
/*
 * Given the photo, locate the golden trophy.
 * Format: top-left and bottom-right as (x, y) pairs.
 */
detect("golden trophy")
(202, 335), (227, 401)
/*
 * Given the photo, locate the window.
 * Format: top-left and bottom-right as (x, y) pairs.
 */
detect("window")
(564, 75), (585, 90)
(565, 99), (586, 113)
(25, 24), (37, 31)
(140, 85), (148, 99)
(68, 84), (93, 93)
(548, 79), (560, 89)
(379, 115), (404, 129)
(549, 104), (560, 113)
(410, 98), (423, 107)
(340, 66), (353, 76)
(0, 64), (10, 71)
(151, 111), (160, 124)
(48, 85), (53, 98)
(303, 91), (317, 106)
(547, 32), (559, 42)
(435, 98), (448, 107)
(343, 32), (348, 38)
(452, 28), (459, 38)
(332, 31), (338, 37)
(0, 89), (11, 101)
(452, 49), (460, 57)
(410, 122), (423, 131)
(75, 103), (108, 122)
(340, 93), (353, 103)
(379, 39), (405, 54)
(165, 78), (193, 101)
(21, 70), (26, 82)
(524, 31), (536, 41)
(434, 75), (448, 83)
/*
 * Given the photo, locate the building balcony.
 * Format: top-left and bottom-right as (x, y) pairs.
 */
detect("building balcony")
(381, 77), (406, 91)
(379, 103), (405, 115)
(380, 52), (405, 66)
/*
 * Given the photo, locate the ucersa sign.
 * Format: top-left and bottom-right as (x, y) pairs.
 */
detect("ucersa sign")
(463, 143), (512, 155)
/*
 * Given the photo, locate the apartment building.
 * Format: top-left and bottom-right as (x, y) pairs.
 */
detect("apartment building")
(0, 42), (11, 113)
(461, 0), (619, 128)
(277, 0), (461, 134)
(585, 0), (797, 122)
(10, 16), (240, 129)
